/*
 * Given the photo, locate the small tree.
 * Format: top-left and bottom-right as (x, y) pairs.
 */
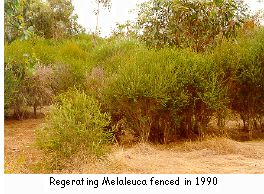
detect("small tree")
(23, 65), (54, 117)
(4, 52), (54, 118)
(94, 0), (111, 34)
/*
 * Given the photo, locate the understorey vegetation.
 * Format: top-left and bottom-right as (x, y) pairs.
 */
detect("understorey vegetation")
(4, 0), (264, 167)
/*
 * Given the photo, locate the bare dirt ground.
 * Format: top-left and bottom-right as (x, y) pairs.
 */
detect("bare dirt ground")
(4, 119), (45, 173)
(4, 118), (264, 174)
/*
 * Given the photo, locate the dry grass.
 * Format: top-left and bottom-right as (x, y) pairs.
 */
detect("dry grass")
(178, 137), (261, 158)
(107, 139), (264, 174)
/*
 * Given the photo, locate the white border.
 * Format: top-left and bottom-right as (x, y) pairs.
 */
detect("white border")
(1, 1), (264, 194)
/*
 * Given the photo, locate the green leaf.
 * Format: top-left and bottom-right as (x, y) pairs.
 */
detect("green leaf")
(214, 0), (223, 6)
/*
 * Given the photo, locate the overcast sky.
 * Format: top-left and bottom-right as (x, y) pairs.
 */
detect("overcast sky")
(71, 0), (264, 37)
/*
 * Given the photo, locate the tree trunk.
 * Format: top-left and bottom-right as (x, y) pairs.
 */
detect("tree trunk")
(34, 103), (37, 118)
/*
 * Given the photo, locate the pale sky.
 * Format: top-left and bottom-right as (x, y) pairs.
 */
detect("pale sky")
(74, 0), (263, 37)
(72, 0), (146, 37)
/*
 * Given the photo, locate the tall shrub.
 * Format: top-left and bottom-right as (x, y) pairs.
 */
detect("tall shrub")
(213, 28), (264, 138)
(232, 30), (264, 135)
(104, 47), (228, 142)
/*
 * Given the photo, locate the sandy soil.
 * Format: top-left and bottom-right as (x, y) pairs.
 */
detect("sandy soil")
(4, 118), (264, 174)
(4, 119), (45, 173)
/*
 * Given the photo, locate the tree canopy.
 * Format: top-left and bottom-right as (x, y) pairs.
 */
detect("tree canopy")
(4, 0), (84, 43)
(136, 0), (249, 51)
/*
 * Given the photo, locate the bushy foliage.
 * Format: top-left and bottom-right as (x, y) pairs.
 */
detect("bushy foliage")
(4, 63), (21, 115)
(104, 47), (228, 142)
(92, 39), (141, 74)
(37, 89), (112, 159)
(23, 65), (54, 116)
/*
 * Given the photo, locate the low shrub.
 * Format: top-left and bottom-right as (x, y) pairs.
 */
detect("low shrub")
(37, 89), (112, 162)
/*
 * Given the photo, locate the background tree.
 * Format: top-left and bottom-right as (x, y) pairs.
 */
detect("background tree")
(4, 0), (84, 42)
(32, 0), (84, 39)
(136, 0), (249, 52)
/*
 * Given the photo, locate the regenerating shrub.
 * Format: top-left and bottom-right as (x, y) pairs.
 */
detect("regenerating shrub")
(91, 39), (142, 75)
(231, 29), (264, 134)
(23, 65), (54, 116)
(37, 89), (112, 160)
(212, 28), (264, 137)
(104, 47), (228, 143)
(55, 42), (92, 88)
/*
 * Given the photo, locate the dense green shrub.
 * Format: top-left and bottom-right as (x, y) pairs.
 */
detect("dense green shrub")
(91, 39), (141, 75)
(104, 47), (228, 142)
(72, 33), (103, 51)
(232, 30), (264, 135)
(4, 59), (31, 118)
(55, 42), (93, 88)
(210, 28), (264, 139)
(31, 38), (58, 65)
(37, 89), (112, 159)
(4, 40), (34, 65)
